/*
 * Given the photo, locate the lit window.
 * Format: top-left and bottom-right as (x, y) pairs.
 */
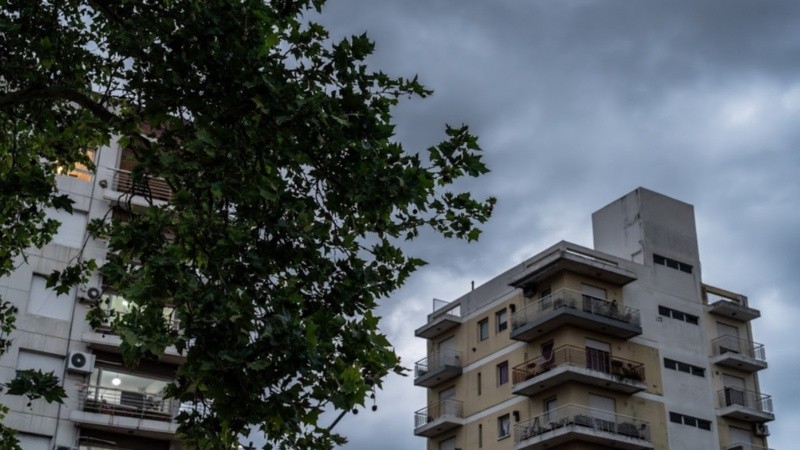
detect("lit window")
(497, 414), (510, 439)
(478, 318), (489, 341)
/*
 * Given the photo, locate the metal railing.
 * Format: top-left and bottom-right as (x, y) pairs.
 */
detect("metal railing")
(414, 399), (463, 429)
(109, 167), (172, 202)
(717, 388), (773, 413)
(723, 444), (773, 450)
(712, 335), (766, 361)
(77, 384), (180, 422)
(512, 345), (645, 385)
(429, 298), (461, 322)
(512, 289), (641, 330)
(415, 348), (462, 378)
(515, 404), (651, 444)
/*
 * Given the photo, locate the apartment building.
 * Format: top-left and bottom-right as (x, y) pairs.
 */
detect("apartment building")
(0, 141), (185, 449)
(413, 188), (773, 450)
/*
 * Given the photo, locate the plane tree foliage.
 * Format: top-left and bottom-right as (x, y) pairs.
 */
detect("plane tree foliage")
(0, 1), (495, 448)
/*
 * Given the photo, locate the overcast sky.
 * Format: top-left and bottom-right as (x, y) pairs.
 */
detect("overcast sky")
(303, 1), (800, 449)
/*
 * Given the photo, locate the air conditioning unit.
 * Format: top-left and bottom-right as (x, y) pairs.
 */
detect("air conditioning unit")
(753, 423), (770, 437)
(78, 284), (102, 303)
(67, 351), (96, 374)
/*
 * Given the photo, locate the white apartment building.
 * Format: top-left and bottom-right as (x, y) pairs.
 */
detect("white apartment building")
(413, 188), (773, 450)
(0, 141), (185, 450)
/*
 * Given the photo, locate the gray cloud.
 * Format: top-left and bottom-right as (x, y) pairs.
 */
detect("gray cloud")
(305, 1), (800, 449)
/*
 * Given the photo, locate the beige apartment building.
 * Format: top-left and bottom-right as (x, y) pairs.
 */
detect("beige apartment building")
(0, 142), (185, 449)
(413, 188), (773, 450)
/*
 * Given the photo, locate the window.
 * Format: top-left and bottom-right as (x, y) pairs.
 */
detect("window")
(664, 358), (705, 377)
(653, 254), (692, 273)
(478, 318), (489, 341)
(544, 396), (558, 423)
(59, 149), (95, 182)
(541, 341), (554, 362)
(28, 274), (74, 321)
(15, 434), (50, 450)
(658, 305), (699, 325)
(477, 372), (482, 396)
(497, 414), (510, 439)
(438, 437), (456, 450)
(669, 411), (711, 430)
(496, 309), (508, 332)
(17, 350), (63, 375)
(478, 423), (483, 448)
(497, 362), (509, 385)
(46, 208), (87, 248)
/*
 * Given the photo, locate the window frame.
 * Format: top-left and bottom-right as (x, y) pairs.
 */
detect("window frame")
(495, 308), (508, 333)
(497, 361), (509, 386)
(497, 414), (511, 439)
(478, 318), (489, 341)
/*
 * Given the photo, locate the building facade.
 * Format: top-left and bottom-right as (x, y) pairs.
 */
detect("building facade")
(0, 141), (184, 449)
(413, 188), (773, 450)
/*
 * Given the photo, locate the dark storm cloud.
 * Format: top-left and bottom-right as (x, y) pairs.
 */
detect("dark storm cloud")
(282, 1), (800, 449)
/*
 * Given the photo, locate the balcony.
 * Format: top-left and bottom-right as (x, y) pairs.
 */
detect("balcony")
(510, 289), (642, 342)
(708, 299), (760, 321)
(723, 444), (773, 450)
(711, 335), (767, 372)
(103, 167), (172, 207)
(510, 243), (638, 289)
(717, 388), (774, 423)
(415, 299), (462, 339)
(70, 384), (182, 438)
(414, 348), (463, 387)
(512, 345), (646, 397)
(514, 404), (653, 450)
(413, 399), (464, 437)
(82, 299), (185, 364)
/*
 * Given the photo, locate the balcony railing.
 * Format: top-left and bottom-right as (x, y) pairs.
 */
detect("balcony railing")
(415, 299), (463, 339)
(512, 345), (645, 385)
(515, 404), (651, 445)
(415, 348), (462, 378)
(511, 289), (641, 340)
(712, 335), (765, 361)
(717, 388), (773, 414)
(77, 384), (182, 422)
(414, 399), (463, 430)
(110, 167), (172, 203)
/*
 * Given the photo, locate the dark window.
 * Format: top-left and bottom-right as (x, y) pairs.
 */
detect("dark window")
(497, 362), (509, 385)
(477, 372), (482, 396)
(479, 423), (483, 448)
(670, 412), (712, 430)
(659, 305), (699, 325)
(664, 358), (705, 378)
(496, 309), (508, 332)
(498, 414), (510, 439)
(654, 254), (693, 274)
(478, 318), (489, 341)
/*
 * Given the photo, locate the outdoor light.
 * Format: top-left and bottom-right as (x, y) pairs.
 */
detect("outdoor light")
(111, 377), (121, 386)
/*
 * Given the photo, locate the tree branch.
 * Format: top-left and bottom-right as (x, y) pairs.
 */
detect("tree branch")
(0, 85), (119, 125)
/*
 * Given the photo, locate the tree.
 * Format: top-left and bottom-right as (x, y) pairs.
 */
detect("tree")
(0, 1), (495, 449)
